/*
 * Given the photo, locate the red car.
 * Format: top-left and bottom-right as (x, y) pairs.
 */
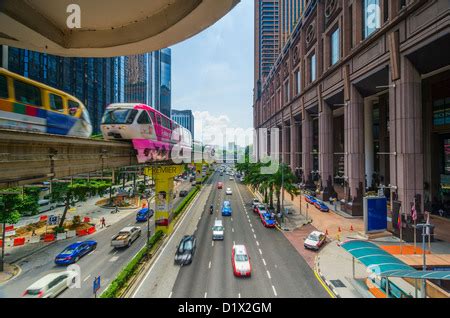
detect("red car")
(217, 182), (223, 189)
(231, 245), (251, 277)
(254, 204), (267, 215)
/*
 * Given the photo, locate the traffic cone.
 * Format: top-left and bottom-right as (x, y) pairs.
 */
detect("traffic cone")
(350, 225), (354, 231)
(338, 226), (341, 233)
(325, 229), (329, 236)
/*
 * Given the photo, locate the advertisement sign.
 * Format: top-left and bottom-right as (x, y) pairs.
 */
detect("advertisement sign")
(48, 215), (59, 226)
(364, 197), (388, 233)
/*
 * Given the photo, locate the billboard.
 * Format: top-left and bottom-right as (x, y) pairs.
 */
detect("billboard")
(364, 197), (388, 233)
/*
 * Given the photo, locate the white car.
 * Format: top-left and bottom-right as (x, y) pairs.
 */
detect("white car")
(251, 198), (260, 208)
(304, 231), (327, 251)
(22, 271), (78, 298)
(212, 219), (224, 240)
(231, 245), (251, 277)
(229, 176), (234, 181)
(226, 188), (232, 195)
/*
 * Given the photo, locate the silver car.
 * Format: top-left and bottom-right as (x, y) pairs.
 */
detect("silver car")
(22, 271), (78, 298)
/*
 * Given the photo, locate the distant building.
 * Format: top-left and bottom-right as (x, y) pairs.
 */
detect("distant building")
(171, 109), (194, 139)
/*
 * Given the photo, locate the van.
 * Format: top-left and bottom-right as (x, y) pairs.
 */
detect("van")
(212, 219), (224, 240)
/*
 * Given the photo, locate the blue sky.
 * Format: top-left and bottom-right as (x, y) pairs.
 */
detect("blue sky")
(171, 0), (254, 145)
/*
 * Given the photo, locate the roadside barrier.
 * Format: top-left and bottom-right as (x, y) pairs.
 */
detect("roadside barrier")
(87, 226), (96, 235)
(83, 217), (91, 223)
(43, 234), (55, 242)
(56, 233), (67, 241)
(76, 229), (89, 237)
(39, 215), (48, 222)
(13, 237), (26, 246)
(67, 230), (76, 238)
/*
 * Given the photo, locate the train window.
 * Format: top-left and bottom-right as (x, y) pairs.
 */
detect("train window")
(68, 100), (80, 116)
(137, 111), (151, 124)
(0, 75), (8, 98)
(156, 115), (162, 125)
(49, 93), (64, 112)
(14, 80), (42, 107)
(148, 111), (156, 123)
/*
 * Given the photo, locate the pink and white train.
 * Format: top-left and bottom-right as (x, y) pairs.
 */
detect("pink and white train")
(101, 103), (192, 163)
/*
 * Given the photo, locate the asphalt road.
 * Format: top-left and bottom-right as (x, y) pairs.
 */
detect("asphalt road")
(134, 169), (329, 298)
(0, 180), (192, 298)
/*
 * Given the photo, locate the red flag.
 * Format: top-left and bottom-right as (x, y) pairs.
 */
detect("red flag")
(397, 211), (402, 229)
(411, 202), (417, 222)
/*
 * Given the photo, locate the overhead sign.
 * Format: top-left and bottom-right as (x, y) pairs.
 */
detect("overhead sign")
(364, 197), (388, 234)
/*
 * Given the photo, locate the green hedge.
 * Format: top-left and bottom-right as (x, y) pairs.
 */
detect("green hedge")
(173, 186), (199, 218)
(100, 230), (164, 298)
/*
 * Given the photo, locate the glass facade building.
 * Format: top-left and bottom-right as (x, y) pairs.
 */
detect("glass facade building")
(124, 48), (171, 118)
(171, 109), (194, 140)
(2, 45), (171, 133)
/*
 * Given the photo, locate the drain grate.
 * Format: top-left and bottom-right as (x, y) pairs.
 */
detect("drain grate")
(330, 279), (346, 288)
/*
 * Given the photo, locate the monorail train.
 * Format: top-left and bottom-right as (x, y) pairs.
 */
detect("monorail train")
(0, 68), (92, 137)
(101, 103), (192, 163)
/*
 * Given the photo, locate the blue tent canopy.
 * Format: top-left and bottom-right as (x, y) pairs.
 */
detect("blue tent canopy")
(341, 240), (450, 280)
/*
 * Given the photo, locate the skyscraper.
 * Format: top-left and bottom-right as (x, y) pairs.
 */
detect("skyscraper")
(279, 0), (304, 48)
(124, 48), (172, 118)
(254, 0), (280, 101)
(171, 109), (194, 140)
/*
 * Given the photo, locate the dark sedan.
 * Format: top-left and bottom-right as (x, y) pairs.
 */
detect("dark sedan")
(179, 190), (189, 197)
(174, 235), (197, 265)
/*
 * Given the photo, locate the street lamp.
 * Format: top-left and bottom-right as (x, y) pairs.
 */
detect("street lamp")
(146, 209), (153, 259)
(416, 222), (432, 298)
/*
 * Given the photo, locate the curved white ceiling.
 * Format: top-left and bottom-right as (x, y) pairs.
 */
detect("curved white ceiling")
(0, 0), (240, 57)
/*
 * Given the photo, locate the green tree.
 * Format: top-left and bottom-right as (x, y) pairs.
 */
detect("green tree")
(50, 180), (111, 228)
(0, 192), (21, 272)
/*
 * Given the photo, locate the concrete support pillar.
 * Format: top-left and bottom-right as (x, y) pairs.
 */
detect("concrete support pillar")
(2, 45), (8, 69)
(319, 102), (334, 200)
(302, 111), (314, 188)
(344, 86), (365, 216)
(364, 98), (375, 190)
(390, 56), (424, 218)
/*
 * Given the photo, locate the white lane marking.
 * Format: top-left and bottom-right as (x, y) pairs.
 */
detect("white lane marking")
(253, 234), (257, 239)
(267, 270), (271, 279)
(251, 228), (255, 233)
(132, 184), (204, 298)
(212, 241), (214, 247)
(256, 241), (260, 246)
(231, 217), (233, 222)
(208, 261), (211, 269)
(238, 293), (241, 298)
(204, 292), (208, 298)
(262, 259), (266, 266)
(113, 250), (118, 256)
(232, 228), (234, 233)
(249, 223), (252, 228)
(109, 256), (119, 262)
(259, 248), (262, 255)
(168, 292), (173, 298)
(272, 285), (278, 296)
(83, 274), (91, 282)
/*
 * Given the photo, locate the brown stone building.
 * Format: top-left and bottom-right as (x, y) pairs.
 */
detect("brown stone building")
(253, 0), (450, 220)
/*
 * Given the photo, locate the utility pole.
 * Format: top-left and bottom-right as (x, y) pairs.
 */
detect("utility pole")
(416, 222), (432, 298)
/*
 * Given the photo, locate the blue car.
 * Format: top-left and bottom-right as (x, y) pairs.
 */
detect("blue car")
(314, 200), (330, 212)
(222, 201), (232, 216)
(54, 240), (97, 265)
(136, 208), (154, 222)
(305, 195), (317, 205)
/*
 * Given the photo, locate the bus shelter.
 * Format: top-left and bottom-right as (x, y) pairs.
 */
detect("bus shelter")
(341, 240), (450, 298)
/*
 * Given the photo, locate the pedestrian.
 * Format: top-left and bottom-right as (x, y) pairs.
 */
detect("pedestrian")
(100, 217), (106, 228)
(115, 205), (119, 214)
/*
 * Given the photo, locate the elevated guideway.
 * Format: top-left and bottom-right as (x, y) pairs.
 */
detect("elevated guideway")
(0, 129), (136, 188)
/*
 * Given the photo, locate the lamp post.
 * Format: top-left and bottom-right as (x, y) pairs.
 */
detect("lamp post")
(416, 222), (432, 298)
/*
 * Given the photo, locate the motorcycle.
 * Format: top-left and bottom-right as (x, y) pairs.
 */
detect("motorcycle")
(210, 205), (214, 214)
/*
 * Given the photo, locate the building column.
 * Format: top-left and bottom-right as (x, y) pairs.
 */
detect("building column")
(302, 111), (314, 188)
(364, 98), (375, 190)
(319, 102), (334, 200)
(344, 85), (365, 216)
(290, 117), (297, 171)
(390, 56), (424, 218)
